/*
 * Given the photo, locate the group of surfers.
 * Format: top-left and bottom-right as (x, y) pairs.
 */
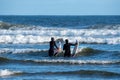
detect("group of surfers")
(49, 37), (77, 57)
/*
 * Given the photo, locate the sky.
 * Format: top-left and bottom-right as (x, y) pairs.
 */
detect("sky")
(0, 0), (120, 15)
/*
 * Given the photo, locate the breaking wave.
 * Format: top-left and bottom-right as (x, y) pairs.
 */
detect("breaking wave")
(0, 21), (120, 44)
(24, 59), (120, 65)
(0, 69), (22, 77)
(0, 48), (48, 54)
(0, 69), (120, 78)
(0, 56), (119, 65)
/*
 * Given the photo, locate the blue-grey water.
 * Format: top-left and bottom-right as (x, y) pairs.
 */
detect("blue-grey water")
(0, 16), (120, 80)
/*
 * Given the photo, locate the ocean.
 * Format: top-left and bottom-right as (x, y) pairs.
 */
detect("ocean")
(0, 15), (120, 80)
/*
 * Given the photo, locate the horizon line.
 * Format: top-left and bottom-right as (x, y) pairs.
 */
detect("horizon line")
(0, 14), (120, 16)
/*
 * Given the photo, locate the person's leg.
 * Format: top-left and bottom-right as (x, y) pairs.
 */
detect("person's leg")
(49, 50), (54, 57)
(64, 53), (67, 57)
(67, 51), (71, 57)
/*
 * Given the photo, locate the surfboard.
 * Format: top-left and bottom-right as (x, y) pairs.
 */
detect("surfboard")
(72, 40), (79, 57)
(54, 42), (63, 56)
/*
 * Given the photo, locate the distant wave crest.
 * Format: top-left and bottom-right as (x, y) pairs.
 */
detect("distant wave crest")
(0, 21), (120, 30)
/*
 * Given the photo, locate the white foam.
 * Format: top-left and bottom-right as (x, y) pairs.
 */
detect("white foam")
(0, 48), (47, 54)
(0, 27), (120, 44)
(0, 69), (21, 77)
(32, 59), (120, 64)
(12, 49), (47, 54)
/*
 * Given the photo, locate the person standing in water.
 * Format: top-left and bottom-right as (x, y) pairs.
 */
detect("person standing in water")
(63, 39), (76, 57)
(49, 37), (58, 57)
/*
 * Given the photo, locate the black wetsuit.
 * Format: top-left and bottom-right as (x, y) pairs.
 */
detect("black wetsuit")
(63, 43), (71, 57)
(49, 41), (57, 57)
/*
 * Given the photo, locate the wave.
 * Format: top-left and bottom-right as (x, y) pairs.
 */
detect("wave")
(0, 69), (119, 78)
(77, 47), (102, 56)
(0, 47), (104, 58)
(0, 21), (25, 30)
(25, 59), (120, 65)
(0, 29), (119, 44)
(0, 56), (119, 65)
(0, 69), (22, 77)
(0, 47), (118, 57)
(0, 57), (10, 61)
(1, 21), (120, 30)
(0, 21), (14, 29)
(40, 70), (120, 77)
(88, 24), (120, 30)
(0, 21), (120, 44)
(0, 48), (48, 54)
(55, 47), (102, 57)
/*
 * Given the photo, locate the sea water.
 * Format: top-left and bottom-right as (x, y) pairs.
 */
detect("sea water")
(0, 16), (120, 80)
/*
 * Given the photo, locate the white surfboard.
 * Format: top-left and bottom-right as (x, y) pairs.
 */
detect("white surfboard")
(54, 41), (63, 56)
(72, 40), (79, 57)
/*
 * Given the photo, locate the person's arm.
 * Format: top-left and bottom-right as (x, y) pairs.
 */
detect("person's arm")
(70, 43), (76, 46)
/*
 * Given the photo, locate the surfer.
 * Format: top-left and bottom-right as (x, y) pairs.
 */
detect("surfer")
(49, 37), (58, 57)
(63, 39), (77, 57)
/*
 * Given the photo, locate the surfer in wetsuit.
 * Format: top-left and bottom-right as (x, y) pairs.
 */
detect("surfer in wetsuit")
(49, 37), (58, 57)
(63, 39), (76, 57)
